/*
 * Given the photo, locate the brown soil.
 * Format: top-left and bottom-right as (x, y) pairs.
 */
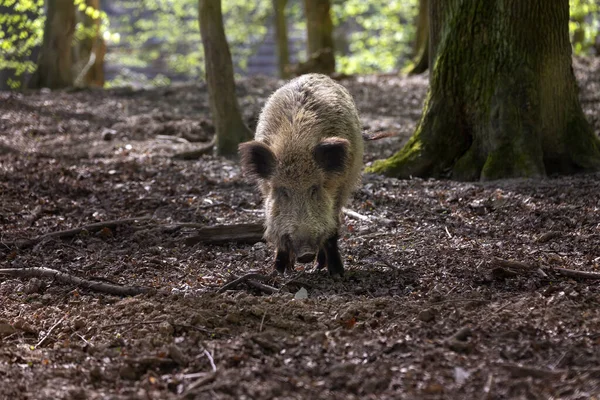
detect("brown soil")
(1, 58), (600, 400)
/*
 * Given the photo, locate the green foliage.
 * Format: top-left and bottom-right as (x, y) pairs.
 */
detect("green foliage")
(109, 0), (270, 85)
(332, 0), (418, 74)
(570, 0), (599, 55)
(0, 0), (45, 88)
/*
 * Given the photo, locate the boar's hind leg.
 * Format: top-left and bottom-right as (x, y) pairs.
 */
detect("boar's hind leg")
(324, 233), (344, 277)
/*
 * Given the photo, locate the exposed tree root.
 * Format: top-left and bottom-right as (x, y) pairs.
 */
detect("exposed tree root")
(2, 217), (151, 251)
(490, 258), (600, 280)
(0, 267), (153, 296)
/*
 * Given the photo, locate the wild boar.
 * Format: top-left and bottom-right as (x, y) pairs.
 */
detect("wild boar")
(239, 73), (363, 277)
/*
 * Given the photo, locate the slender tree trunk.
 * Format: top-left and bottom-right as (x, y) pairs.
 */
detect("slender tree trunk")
(29, 0), (76, 89)
(303, 0), (335, 74)
(368, 0), (600, 181)
(406, 0), (429, 75)
(273, 0), (290, 78)
(73, 0), (105, 87)
(198, 0), (252, 156)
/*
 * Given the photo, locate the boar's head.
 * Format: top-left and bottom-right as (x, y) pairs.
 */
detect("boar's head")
(239, 137), (349, 263)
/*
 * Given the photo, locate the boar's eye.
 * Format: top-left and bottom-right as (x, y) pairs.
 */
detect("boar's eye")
(310, 185), (319, 198)
(276, 187), (291, 199)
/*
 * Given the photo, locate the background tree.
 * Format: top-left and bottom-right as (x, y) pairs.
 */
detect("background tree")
(29, 0), (76, 89)
(303, 0), (335, 74)
(368, 0), (600, 181)
(273, 0), (290, 78)
(198, 0), (252, 156)
(72, 0), (106, 87)
(405, 0), (428, 75)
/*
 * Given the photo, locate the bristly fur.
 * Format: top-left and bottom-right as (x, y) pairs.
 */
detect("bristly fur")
(238, 73), (364, 270)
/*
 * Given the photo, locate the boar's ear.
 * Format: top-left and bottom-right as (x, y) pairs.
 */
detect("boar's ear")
(238, 141), (276, 179)
(313, 137), (350, 173)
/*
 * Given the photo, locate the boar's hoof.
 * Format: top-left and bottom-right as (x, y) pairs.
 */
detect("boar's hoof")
(297, 252), (316, 264)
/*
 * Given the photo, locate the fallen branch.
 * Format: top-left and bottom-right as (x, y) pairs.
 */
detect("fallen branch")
(2, 217), (151, 250)
(0, 267), (152, 296)
(218, 272), (277, 294)
(35, 316), (66, 349)
(343, 208), (369, 221)
(491, 258), (600, 280)
(498, 363), (566, 379)
(172, 138), (215, 160)
(184, 223), (264, 246)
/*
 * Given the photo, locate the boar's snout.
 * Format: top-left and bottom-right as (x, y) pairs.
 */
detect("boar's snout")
(296, 251), (317, 264)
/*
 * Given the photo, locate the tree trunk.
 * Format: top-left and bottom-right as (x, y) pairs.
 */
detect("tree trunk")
(273, 0), (290, 79)
(198, 0), (252, 156)
(406, 0), (429, 75)
(367, 0), (600, 181)
(29, 0), (76, 89)
(303, 0), (335, 75)
(73, 0), (105, 87)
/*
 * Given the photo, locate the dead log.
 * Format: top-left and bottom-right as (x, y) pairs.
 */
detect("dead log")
(0, 267), (153, 296)
(184, 223), (264, 246)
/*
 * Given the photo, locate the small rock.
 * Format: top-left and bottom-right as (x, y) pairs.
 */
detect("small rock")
(89, 366), (103, 382)
(73, 318), (86, 331)
(418, 309), (435, 323)
(158, 321), (174, 336)
(102, 128), (117, 141)
(0, 323), (16, 335)
(454, 367), (471, 385)
(294, 287), (308, 300)
(119, 365), (138, 380)
(24, 278), (43, 294)
(168, 344), (188, 366)
(13, 318), (36, 334)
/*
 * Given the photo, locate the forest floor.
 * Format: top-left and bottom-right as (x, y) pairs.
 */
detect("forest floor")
(1, 58), (600, 400)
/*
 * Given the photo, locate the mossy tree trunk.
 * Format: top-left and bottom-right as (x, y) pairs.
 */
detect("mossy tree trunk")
(29, 0), (76, 89)
(303, 0), (335, 74)
(73, 0), (105, 87)
(406, 0), (429, 75)
(273, 0), (290, 78)
(368, 0), (600, 181)
(198, 0), (252, 156)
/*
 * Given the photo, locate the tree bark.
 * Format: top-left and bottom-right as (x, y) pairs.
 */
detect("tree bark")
(198, 0), (252, 156)
(73, 0), (105, 87)
(406, 0), (429, 75)
(273, 0), (290, 78)
(368, 0), (600, 181)
(29, 0), (76, 89)
(303, 0), (335, 75)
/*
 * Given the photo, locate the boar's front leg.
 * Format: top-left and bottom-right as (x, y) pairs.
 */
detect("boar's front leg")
(275, 248), (294, 274)
(324, 233), (344, 277)
(316, 248), (327, 270)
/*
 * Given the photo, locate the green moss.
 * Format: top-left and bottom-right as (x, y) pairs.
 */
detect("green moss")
(365, 135), (424, 177)
(480, 144), (544, 181)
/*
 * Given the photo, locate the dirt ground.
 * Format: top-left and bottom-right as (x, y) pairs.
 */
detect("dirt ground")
(1, 58), (600, 400)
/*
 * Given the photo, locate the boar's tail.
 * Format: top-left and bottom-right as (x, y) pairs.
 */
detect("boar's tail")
(362, 130), (398, 141)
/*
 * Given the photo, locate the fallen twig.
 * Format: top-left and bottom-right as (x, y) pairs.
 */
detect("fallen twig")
(498, 363), (566, 379)
(184, 223), (264, 246)
(0, 267), (152, 296)
(203, 349), (216, 373)
(2, 217), (151, 251)
(35, 316), (66, 349)
(102, 320), (166, 329)
(172, 138), (215, 160)
(343, 208), (369, 221)
(491, 258), (600, 280)
(217, 272), (276, 294)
